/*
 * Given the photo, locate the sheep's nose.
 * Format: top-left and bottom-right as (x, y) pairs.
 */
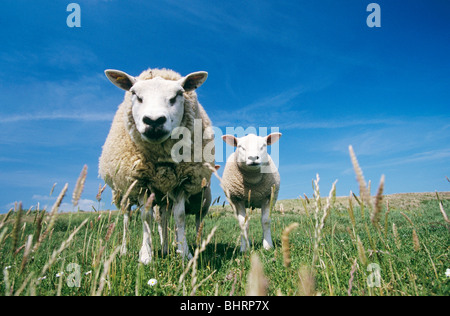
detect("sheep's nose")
(248, 155), (260, 162)
(143, 115), (167, 127)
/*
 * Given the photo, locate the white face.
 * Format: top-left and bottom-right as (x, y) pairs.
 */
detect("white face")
(130, 77), (185, 143)
(235, 134), (270, 171)
(105, 69), (208, 144)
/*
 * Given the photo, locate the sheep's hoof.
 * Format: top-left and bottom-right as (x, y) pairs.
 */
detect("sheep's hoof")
(139, 248), (152, 265)
(120, 245), (127, 256)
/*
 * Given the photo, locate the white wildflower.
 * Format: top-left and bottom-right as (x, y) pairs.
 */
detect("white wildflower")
(147, 278), (157, 287)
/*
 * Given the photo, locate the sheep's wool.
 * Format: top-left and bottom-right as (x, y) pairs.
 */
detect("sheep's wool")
(99, 68), (215, 206)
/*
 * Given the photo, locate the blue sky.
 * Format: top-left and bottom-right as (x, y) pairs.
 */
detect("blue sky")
(0, 0), (449, 212)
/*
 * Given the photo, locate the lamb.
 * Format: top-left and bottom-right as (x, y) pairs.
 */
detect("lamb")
(99, 67), (215, 264)
(221, 133), (281, 252)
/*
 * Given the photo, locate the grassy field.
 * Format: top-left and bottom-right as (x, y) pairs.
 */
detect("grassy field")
(1, 184), (449, 296)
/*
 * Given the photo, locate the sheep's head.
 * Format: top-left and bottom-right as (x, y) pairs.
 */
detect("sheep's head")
(105, 69), (208, 144)
(222, 133), (282, 172)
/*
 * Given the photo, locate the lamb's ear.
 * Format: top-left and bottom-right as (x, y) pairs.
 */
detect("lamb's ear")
(180, 71), (208, 92)
(222, 135), (238, 147)
(266, 133), (282, 146)
(104, 69), (136, 91)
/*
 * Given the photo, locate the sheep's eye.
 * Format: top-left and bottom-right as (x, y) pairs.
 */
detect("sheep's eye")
(131, 91), (143, 103)
(170, 91), (183, 105)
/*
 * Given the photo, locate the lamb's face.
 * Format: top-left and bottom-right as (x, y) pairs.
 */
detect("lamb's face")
(236, 134), (270, 171)
(222, 133), (282, 172)
(130, 77), (184, 143)
(105, 69), (208, 144)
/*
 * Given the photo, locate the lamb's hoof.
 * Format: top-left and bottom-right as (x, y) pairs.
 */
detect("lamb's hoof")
(120, 245), (127, 256)
(263, 240), (274, 251)
(176, 249), (194, 261)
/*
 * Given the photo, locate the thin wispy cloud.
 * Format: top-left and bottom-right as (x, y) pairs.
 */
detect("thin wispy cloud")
(0, 112), (114, 123)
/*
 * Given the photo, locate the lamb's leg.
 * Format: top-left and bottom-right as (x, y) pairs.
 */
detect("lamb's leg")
(173, 194), (193, 260)
(139, 207), (153, 265)
(120, 207), (131, 256)
(261, 200), (274, 250)
(234, 201), (250, 252)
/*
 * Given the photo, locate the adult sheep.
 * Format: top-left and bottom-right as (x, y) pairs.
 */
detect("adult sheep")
(99, 67), (215, 264)
(221, 133), (281, 252)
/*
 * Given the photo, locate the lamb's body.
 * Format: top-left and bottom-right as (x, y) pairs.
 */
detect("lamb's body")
(222, 153), (279, 208)
(99, 68), (214, 263)
(221, 133), (281, 251)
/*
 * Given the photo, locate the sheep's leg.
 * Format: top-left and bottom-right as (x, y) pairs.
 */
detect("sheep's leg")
(157, 202), (169, 256)
(158, 205), (169, 256)
(261, 200), (274, 250)
(173, 194), (193, 260)
(120, 207), (131, 256)
(139, 207), (153, 265)
(234, 201), (250, 252)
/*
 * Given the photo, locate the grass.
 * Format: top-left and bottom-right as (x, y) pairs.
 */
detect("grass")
(1, 193), (449, 296)
(0, 155), (449, 296)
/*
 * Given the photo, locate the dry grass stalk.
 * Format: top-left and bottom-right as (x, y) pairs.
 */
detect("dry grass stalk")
(282, 222), (299, 268)
(177, 226), (218, 294)
(96, 183), (107, 202)
(435, 192), (450, 224)
(20, 235), (33, 273)
(72, 165), (88, 207)
(0, 227), (8, 247)
(349, 145), (371, 205)
(246, 253), (268, 296)
(371, 175), (385, 226)
(95, 246), (121, 296)
(3, 266), (11, 296)
(105, 223), (115, 243)
(312, 175), (337, 267)
(412, 229), (421, 252)
(356, 235), (368, 266)
(37, 218), (89, 286)
(347, 258), (358, 296)
(196, 221), (205, 246)
(49, 183), (57, 197)
(400, 212), (415, 227)
(347, 192), (356, 227)
(34, 183), (68, 252)
(0, 208), (14, 230)
(120, 179), (138, 213)
(392, 223), (401, 250)
(279, 203), (285, 215)
(12, 202), (23, 254)
(298, 265), (316, 296)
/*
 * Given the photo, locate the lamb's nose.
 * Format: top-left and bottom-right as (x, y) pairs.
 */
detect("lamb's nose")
(248, 155), (260, 162)
(143, 115), (167, 127)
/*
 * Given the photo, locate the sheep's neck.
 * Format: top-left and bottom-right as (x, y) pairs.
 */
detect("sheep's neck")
(239, 167), (263, 184)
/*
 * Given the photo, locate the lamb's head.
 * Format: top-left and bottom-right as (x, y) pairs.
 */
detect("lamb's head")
(222, 133), (282, 172)
(105, 69), (208, 143)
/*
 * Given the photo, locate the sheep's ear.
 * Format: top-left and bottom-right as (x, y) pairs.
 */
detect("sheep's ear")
(222, 135), (238, 147)
(266, 133), (282, 146)
(104, 69), (136, 91)
(180, 71), (208, 92)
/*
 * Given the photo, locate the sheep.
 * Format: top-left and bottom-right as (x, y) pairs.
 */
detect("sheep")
(99, 67), (215, 264)
(221, 133), (282, 252)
